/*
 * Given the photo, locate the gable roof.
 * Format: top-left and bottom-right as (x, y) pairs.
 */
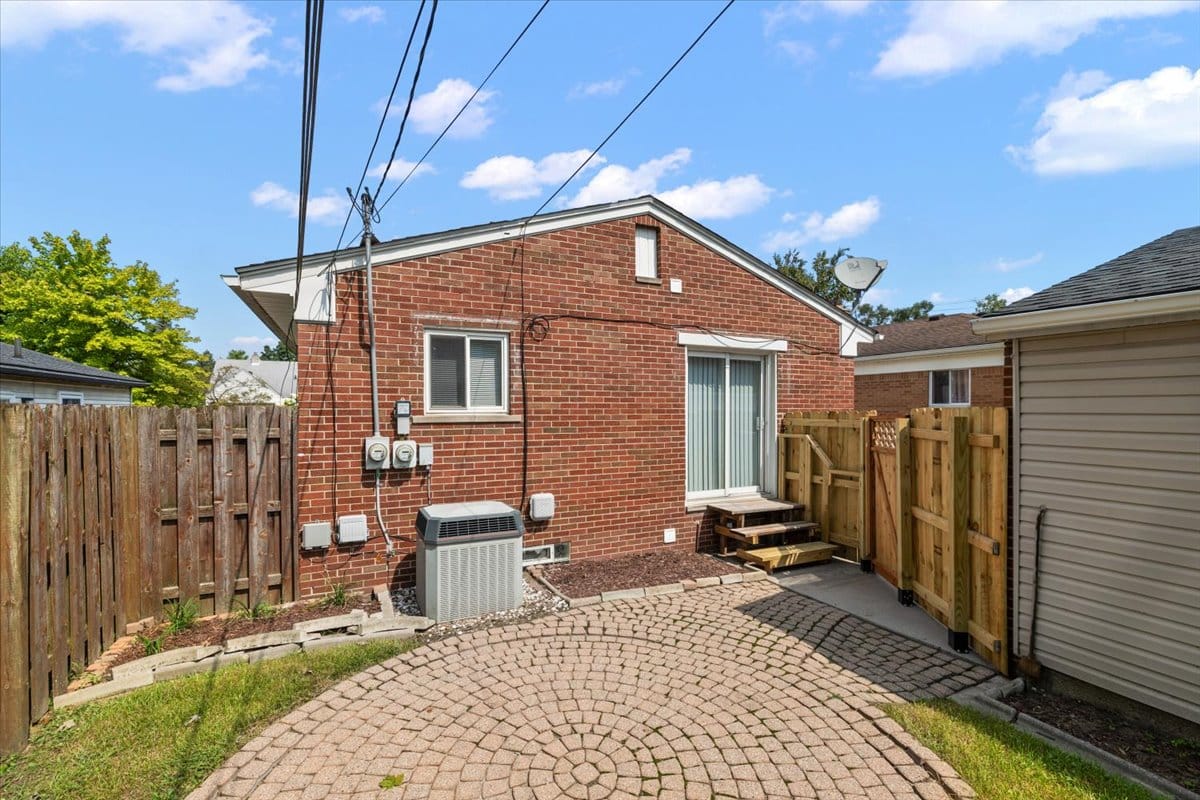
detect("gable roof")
(0, 342), (147, 388)
(857, 314), (988, 357)
(224, 195), (875, 356)
(985, 226), (1200, 317)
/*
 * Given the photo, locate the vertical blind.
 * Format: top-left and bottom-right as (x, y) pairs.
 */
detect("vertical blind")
(687, 356), (724, 492)
(729, 359), (761, 489)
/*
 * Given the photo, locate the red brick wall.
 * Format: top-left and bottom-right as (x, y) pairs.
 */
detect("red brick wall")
(855, 365), (1005, 416)
(294, 214), (854, 597)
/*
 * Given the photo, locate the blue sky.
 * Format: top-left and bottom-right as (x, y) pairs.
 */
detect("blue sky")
(2, 0), (1198, 356)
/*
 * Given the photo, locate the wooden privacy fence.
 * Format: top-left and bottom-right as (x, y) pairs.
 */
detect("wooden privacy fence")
(777, 407), (1009, 674)
(0, 404), (296, 754)
(778, 412), (871, 561)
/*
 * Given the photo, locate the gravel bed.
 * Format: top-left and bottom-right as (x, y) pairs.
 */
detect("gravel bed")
(391, 579), (568, 643)
(540, 551), (745, 598)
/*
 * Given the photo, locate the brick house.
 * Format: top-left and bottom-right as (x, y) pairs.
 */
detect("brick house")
(855, 314), (1004, 416)
(224, 196), (873, 597)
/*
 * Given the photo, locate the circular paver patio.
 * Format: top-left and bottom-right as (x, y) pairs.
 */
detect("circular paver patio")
(190, 582), (995, 800)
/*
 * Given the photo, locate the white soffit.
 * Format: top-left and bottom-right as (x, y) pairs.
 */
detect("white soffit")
(677, 331), (788, 352)
(854, 343), (1003, 375)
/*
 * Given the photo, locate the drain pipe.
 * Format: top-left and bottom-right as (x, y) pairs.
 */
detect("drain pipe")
(1017, 505), (1047, 678)
(358, 189), (394, 559)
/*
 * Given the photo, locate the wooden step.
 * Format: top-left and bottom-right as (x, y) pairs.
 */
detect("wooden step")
(735, 542), (837, 573)
(729, 521), (819, 539)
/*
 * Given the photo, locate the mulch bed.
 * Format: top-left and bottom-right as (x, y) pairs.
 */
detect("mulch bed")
(1003, 685), (1200, 793)
(540, 551), (745, 598)
(104, 594), (379, 673)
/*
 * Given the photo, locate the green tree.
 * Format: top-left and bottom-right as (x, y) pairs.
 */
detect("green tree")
(975, 293), (1008, 313)
(0, 231), (208, 406)
(226, 348), (250, 360)
(259, 340), (295, 361)
(772, 247), (932, 326)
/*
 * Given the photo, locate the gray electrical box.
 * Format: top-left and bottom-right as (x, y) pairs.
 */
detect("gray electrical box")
(301, 521), (331, 549)
(337, 514), (369, 545)
(417, 443), (434, 466)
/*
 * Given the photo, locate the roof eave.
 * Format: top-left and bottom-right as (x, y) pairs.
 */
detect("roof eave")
(972, 289), (1200, 339)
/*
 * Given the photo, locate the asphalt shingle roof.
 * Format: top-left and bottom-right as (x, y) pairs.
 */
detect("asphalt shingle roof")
(985, 226), (1200, 317)
(0, 342), (147, 387)
(857, 314), (989, 357)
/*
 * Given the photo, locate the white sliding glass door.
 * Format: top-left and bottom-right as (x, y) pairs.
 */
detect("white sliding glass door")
(687, 353), (767, 498)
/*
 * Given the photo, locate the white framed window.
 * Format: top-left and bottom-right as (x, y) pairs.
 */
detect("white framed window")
(424, 330), (508, 414)
(635, 226), (658, 281)
(686, 352), (776, 500)
(58, 391), (84, 405)
(929, 369), (970, 406)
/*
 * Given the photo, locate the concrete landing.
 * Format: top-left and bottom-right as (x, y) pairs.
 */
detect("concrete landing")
(773, 559), (985, 664)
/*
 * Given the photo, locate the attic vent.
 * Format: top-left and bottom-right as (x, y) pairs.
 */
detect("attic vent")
(928, 314), (944, 321)
(437, 514), (519, 539)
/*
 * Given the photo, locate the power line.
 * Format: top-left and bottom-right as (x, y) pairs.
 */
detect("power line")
(292, 0), (325, 314)
(376, 0), (551, 215)
(373, 0), (440, 199)
(530, 0), (734, 219)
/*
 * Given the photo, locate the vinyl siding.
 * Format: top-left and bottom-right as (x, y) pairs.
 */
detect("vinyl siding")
(0, 376), (134, 406)
(1015, 320), (1200, 723)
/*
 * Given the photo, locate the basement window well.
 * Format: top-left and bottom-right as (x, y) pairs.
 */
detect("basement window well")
(424, 330), (509, 414)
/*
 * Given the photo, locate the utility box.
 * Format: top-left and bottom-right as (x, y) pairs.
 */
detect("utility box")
(529, 492), (555, 521)
(415, 501), (524, 622)
(301, 521), (331, 549)
(337, 513), (369, 545)
(364, 436), (390, 470)
(417, 443), (434, 466)
(392, 440), (417, 469)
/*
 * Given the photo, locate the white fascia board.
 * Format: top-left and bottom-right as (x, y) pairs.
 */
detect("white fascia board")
(854, 343), (1003, 375)
(229, 197), (873, 348)
(677, 331), (788, 352)
(971, 290), (1200, 339)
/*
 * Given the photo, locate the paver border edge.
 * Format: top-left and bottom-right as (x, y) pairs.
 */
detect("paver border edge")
(950, 677), (1196, 800)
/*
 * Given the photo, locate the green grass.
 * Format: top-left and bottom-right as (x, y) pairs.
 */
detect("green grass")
(0, 640), (414, 800)
(885, 700), (1160, 800)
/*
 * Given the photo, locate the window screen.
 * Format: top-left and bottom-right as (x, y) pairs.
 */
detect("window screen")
(930, 369), (970, 405)
(427, 332), (507, 412)
(429, 336), (466, 408)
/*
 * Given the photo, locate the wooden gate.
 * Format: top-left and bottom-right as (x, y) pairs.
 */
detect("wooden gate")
(778, 412), (870, 562)
(891, 407), (1008, 673)
(868, 419), (900, 586)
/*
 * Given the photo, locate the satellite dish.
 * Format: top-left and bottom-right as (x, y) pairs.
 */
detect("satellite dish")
(834, 256), (887, 293)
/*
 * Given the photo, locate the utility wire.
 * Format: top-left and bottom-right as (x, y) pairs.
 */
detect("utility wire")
(530, 0), (734, 219)
(292, 0), (325, 315)
(376, 0), (550, 215)
(373, 0), (439, 198)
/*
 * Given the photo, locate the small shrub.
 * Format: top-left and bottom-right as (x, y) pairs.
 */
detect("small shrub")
(235, 600), (277, 621)
(164, 598), (199, 634)
(137, 634), (164, 656)
(319, 583), (351, 609)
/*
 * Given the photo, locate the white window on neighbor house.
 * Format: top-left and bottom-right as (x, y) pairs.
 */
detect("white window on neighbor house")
(635, 226), (659, 281)
(686, 352), (776, 500)
(0, 391), (17, 404)
(930, 369), (970, 406)
(58, 391), (84, 405)
(424, 330), (508, 413)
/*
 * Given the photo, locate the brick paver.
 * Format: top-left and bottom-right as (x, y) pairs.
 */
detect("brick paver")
(189, 583), (994, 799)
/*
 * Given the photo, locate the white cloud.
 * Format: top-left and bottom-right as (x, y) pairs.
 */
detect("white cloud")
(777, 40), (818, 65)
(568, 77), (625, 100)
(873, 1), (1196, 80)
(762, 196), (881, 251)
(929, 291), (948, 304)
(368, 158), (435, 183)
(339, 5), (384, 24)
(230, 335), (274, 349)
(781, 211), (799, 223)
(250, 181), (348, 224)
(1001, 287), (1035, 303)
(763, 1), (871, 34)
(992, 252), (1044, 272)
(568, 148), (693, 207)
(1008, 66), (1200, 175)
(1048, 69), (1111, 102)
(402, 78), (496, 139)
(658, 175), (773, 220)
(461, 150), (604, 201)
(0, 0), (273, 91)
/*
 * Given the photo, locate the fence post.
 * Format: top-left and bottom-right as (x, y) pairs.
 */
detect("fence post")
(858, 416), (872, 570)
(947, 414), (970, 651)
(0, 406), (32, 754)
(895, 418), (913, 605)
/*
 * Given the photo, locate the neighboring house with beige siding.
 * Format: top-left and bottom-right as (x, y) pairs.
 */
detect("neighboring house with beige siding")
(855, 314), (1004, 416)
(974, 226), (1200, 725)
(0, 341), (146, 405)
